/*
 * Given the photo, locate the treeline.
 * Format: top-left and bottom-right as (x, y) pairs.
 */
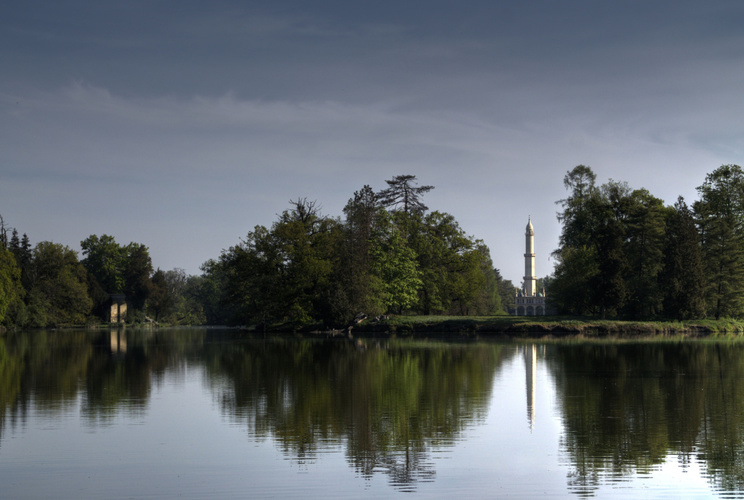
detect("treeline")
(0, 176), (513, 329)
(207, 176), (510, 328)
(550, 164), (743, 320)
(0, 227), (210, 328)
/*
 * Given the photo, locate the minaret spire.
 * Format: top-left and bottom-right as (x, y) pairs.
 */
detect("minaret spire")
(524, 217), (536, 296)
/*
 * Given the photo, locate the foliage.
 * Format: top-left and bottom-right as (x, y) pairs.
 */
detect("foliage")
(551, 165), (697, 320)
(217, 199), (344, 327)
(376, 175), (434, 215)
(211, 178), (500, 328)
(148, 268), (206, 325)
(661, 197), (706, 319)
(26, 242), (93, 326)
(80, 234), (125, 294)
(493, 269), (514, 314)
(0, 248), (24, 326)
(693, 164), (744, 319)
(80, 234), (153, 319)
(339, 186), (387, 319)
(370, 211), (423, 314)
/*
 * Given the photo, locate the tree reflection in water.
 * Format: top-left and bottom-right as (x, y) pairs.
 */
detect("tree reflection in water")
(6, 331), (744, 495)
(203, 337), (507, 490)
(546, 342), (744, 496)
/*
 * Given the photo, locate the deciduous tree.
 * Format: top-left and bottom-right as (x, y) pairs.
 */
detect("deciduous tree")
(28, 242), (92, 326)
(0, 248), (23, 326)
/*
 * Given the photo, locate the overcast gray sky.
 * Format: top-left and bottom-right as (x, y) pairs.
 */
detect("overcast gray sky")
(2, 0), (743, 285)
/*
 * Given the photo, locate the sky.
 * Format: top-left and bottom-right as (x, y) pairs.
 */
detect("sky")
(2, 0), (743, 286)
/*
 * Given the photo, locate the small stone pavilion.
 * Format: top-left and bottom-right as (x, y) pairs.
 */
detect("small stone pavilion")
(110, 294), (128, 323)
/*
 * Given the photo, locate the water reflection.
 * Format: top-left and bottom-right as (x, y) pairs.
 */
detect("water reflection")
(4, 331), (744, 496)
(545, 342), (744, 497)
(0, 330), (509, 491)
(202, 337), (508, 490)
(525, 344), (537, 430)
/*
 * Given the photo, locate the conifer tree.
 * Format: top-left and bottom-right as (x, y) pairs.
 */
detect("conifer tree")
(661, 197), (706, 319)
(623, 189), (666, 318)
(694, 164), (744, 319)
(376, 175), (434, 215)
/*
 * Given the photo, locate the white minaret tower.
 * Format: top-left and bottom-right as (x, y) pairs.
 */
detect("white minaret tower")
(524, 217), (537, 297)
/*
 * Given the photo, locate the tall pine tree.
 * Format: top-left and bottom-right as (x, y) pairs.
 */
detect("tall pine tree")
(661, 197), (705, 319)
(694, 165), (744, 319)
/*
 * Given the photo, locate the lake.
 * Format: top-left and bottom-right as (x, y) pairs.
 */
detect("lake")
(1, 328), (744, 498)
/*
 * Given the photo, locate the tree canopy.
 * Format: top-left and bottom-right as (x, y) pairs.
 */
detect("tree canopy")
(550, 164), (744, 320)
(6, 163), (744, 329)
(376, 175), (434, 215)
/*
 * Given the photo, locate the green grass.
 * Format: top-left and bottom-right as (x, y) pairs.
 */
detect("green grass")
(349, 315), (744, 339)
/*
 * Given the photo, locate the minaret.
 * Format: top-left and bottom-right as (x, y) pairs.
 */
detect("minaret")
(524, 217), (537, 296)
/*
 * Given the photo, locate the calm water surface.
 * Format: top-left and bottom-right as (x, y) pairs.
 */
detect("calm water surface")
(1, 329), (744, 498)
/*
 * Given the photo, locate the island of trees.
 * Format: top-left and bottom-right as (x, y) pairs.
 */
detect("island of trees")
(1, 166), (743, 331)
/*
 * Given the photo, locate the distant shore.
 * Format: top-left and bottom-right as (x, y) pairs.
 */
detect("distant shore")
(304, 315), (744, 340)
(5, 316), (743, 340)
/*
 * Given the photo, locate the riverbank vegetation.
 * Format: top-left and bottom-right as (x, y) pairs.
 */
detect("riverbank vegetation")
(550, 164), (744, 321)
(0, 175), (512, 330)
(2, 165), (744, 332)
(372, 316), (744, 338)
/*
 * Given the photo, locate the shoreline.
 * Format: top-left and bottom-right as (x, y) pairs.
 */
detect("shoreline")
(306, 316), (744, 340)
(5, 316), (743, 340)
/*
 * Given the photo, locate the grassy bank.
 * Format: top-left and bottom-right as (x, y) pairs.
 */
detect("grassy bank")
(342, 315), (744, 339)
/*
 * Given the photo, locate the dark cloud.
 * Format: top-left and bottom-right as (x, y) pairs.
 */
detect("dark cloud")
(1, 0), (743, 282)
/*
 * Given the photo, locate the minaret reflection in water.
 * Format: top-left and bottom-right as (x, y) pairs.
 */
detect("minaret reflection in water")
(524, 344), (537, 431)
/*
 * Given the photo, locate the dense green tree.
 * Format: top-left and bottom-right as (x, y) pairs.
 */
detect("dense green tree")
(553, 170), (674, 318)
(209, 178), (504, 325)
(148, 269), (171, 322)
(220, 199), (344, 327)
(535, 276), (552, 296)
(8, 230), (31, 291)
(552, 166), (604, 315)
(694, 164), (744, 319)
(8, 229), (19, 255)
(340, 186), (387, 318)
(622, 189), (666, 318)
(198, 258), (234, 325)
(0, 248), (24, 326)
(80, 235), (153, 319)
(661, 197), (706, 319)
(27, 242), (92, 326)
(408, 211), (498, 315)
(370, 211), (422, 314)
(409, 211), (465, 314)
(494, 269), (515, 314)
(549, 245), (598, 315)
(271, 199), (343, 325)
(178, 275), (208, 325)
(557, 165), (598, 249)
(0, 214), (9, 249)
(591, 212), (628, 319)
(147, 268), (205, 325)
(552, 166), (605, 315)
(80, 234), (125, 294)
(454, 241), (500, 315)
(376, 175), (434, 215)
(122, 242), (153, 312)
(220, 225), (284, 326)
